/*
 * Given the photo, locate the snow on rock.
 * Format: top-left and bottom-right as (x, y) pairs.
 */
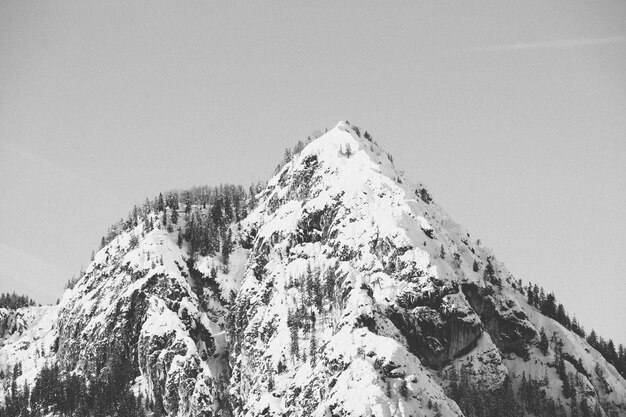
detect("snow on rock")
(2, 121), (625, 416)
(48, 218), (240, 416)
(231, 122), (626, 416)
(0, 305), (58, 401)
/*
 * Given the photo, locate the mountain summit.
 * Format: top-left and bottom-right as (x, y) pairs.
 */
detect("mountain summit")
(1, 122), (625, 416)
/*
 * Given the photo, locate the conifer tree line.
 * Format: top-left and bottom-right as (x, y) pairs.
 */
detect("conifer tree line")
(0, 293), (37, 309)
(523, 282), (626, 379)
(99, 184), (260, 251)
(446, 361), (615, 417)
(274, 134), (315, 175)
(0, 184), (265, 416)
(63, 183), (263, 291)
(0, 359), (146, 417)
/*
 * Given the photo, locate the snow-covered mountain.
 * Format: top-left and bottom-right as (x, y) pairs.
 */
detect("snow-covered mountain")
(1, 121), (625, 416)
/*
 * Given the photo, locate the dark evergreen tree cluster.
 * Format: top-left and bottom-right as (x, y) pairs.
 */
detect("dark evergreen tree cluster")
(0, 360), (146, 417)
(525, 282), (582, 337)
(0, 292), (37, 309)
(482, 260), (500, 285)
(524, 282), (626, 379)
(285, 262), (341, 367)
(586, 329), (626, 380)
(63, 184), (259, 301)
(448, 365), (522, 417)
(273, 134), (317, 175)
(176, 185), (252, 282)
(550, 336), (611, 417)
(538, 327), (550, 355)
(0, 184), (262, 415)
(98, 184), (257, 252)
(517, 371), (570, 417)
(446, 363), (606, 417)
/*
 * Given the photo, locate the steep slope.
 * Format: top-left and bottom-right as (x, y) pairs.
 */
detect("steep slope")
(52, 201), (255, 416)
(230, 121), (626, 416)
(1, 121), (625, 417)
(0, 305), (58, 392)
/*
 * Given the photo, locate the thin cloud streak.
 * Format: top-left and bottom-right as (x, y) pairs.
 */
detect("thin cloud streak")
(465, 35), (626, 52)
(0, 240), (66, 303)
(0, 139), (124, 207)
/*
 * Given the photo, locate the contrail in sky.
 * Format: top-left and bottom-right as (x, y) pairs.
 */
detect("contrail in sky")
(466, 35), (626, 52)
(0, 139), (123, 207)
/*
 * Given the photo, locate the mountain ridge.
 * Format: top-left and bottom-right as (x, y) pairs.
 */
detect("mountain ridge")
(1, 121), (625, 416)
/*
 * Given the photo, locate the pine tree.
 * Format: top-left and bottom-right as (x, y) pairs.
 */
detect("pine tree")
(221, 229), (232, 272)
(556, 353), (570, 398)
(539, 327), (550, 355)
(449, 365), (460, 400)
(537, 287), (546, 311)
(571, 389), (580, 417)
(399, 379), (408, 399)
(324, 268), (336, 300)
(288, 312), (300, 361)
(248, 184), (258, 210)
(211, 267), (218, 284)
(607, 339), (617, 363)
(313, 273), (323, 308)
(519, 372), (528, 410)
(556, 303), (567, 325)
(305, 263), (314, 301)
(571, 316), (585, 338)
(157, 193), (165, 212)
(171, 207), (178, 224)
(433, 401), (443, 417)
(542, 292), (557, 318)
(483, 260), (497, 284)
(452, 252), (462, 269)
(309, 330), (317, 368)
(581, 398), (591, 417)
(499, 375), (518, 417)
(530, 284), (539, 307)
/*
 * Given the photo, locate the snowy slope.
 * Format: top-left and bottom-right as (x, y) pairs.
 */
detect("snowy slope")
(0, 305), (58, 400)
(1, 121), (625, 417)
(231, 121), (626, 416)
(52, 214), (247, 416)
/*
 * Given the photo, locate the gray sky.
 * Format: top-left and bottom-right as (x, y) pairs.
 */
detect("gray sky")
(1, 1), (625, 345)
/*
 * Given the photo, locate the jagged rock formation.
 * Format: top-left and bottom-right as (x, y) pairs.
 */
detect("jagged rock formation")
(1, 121), (625, 416)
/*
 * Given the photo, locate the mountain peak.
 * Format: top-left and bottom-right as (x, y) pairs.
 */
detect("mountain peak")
(2, 123), (626, 417)
(283, 121), (403, 193)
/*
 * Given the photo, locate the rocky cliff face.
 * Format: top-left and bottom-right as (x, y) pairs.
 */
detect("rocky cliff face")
(1, 121), (625, 416)
(0, 305), (58, 388)
(55, 227), (226, 416)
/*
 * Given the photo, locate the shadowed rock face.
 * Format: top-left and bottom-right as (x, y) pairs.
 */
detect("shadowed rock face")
(383, 275), (485, 368)
(386, 303), (483, 368)
(461, 283), (536, 358)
